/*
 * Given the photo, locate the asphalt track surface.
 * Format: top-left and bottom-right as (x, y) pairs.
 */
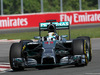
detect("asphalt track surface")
(0, 23), (100, 34)
(0, 38), (100, 75)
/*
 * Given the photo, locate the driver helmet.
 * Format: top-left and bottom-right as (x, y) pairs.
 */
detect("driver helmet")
(48, 32), (57, 40)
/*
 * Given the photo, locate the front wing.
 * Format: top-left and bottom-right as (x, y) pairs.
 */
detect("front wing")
(12, 55), (86, 68)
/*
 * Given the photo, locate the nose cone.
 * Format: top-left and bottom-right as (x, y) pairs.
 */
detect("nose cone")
(41, 41), (56, 64)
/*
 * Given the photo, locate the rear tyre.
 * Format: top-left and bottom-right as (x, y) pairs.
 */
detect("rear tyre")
(9, 43), (24, 71)
(77, 36), (92, 61)
(73, 39), (88, 66)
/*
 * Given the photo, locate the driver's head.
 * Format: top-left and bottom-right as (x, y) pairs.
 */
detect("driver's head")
(48, 32), (57, 37)
(48, 32), (57, 40)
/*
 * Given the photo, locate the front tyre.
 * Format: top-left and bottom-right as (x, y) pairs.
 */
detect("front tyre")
(9, 43), (24, 71)
(77, 36), (92, 61)
(72, 39), (88, 66)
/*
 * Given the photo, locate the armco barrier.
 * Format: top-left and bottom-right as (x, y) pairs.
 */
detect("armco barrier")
(0, 10), (100, 29)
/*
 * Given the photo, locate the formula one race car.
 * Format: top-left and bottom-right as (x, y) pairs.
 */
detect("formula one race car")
(9, 20), (92, 71)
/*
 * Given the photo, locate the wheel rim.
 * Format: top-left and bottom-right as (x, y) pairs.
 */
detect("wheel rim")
(87, 51), (89, 61)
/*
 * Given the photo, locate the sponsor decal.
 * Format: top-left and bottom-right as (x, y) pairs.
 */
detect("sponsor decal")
(60, 12), (100, 25)
(45, 42), (48, 44)
(45, 41), (53, 44)
(0, 17), (28, 27)
(60, 14), (72, 24)
(73, 13), (100, 23)
(0, 10), (100, 29)
(40, 23), (50, 28)
(53, 22), (69, 26)
(40, 22), (69, 28)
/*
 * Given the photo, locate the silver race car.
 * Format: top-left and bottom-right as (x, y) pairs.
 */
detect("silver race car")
(9, 20), (92, 71)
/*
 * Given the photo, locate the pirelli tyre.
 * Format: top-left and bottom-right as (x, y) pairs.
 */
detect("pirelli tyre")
(72, 39), (88, 66)
(9, 43), (24, 71)
(77, 36), (92, 61)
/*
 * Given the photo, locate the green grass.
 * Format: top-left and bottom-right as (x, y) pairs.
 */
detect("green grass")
(0, 27), (100, 40)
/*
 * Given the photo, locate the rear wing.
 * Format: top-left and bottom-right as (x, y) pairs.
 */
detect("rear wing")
(39, 21), (70, 31)
(39, 21), (71, 40)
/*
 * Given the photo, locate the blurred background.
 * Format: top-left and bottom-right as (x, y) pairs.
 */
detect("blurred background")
(0, 0), (100, 40)
(0, 0), (99, 15)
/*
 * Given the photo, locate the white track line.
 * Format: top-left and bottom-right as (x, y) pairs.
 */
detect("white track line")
(0, 39), (37, 42)
(0, 65), (10, 68)
(85, 73), (100, 75)
(0, 39), (20, 42)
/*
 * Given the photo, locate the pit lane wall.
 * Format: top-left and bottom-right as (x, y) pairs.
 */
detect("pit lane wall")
(0, 10), (100, 29)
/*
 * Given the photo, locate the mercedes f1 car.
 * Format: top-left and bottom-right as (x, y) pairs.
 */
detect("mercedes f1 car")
(9, 20), (92, 71)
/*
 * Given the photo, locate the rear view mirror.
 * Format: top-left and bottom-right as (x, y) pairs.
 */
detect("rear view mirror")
(61, 35), (68, 38)
(34, 36), (40, 39)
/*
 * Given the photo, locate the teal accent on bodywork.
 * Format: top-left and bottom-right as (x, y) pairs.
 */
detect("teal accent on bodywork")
(40, 23), (50, 29)
(40, 22), (69, 30)
(15, 58), (23, 63)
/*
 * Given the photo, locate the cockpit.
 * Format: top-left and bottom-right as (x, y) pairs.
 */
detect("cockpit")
(41, 32), (60, 41)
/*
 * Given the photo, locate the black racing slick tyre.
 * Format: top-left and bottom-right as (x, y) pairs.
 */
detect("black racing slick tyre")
(72, 39), (88, 66)
(73, 39), (85, 55)
(9, 43), (24, 71)
(77, 36), (92, 61)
